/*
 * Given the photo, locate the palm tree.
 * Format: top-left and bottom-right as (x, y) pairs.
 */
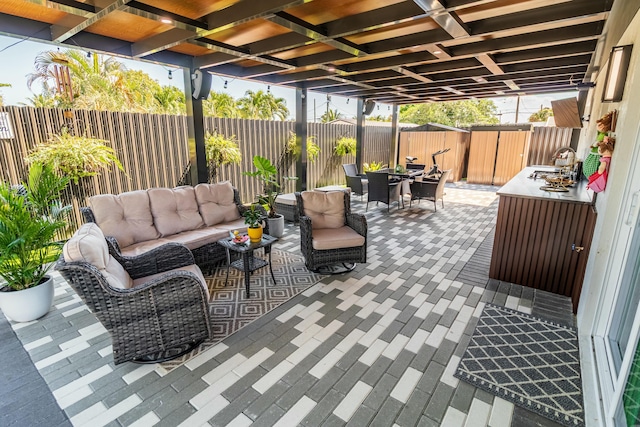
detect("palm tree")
(238, 90), (289, 120)
(204, 91), (239, 117)
(321, 108), (342, 123)
(153, 85), (186, 115)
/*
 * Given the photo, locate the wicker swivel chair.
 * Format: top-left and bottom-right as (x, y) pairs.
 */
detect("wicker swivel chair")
(342, 164), (368, 200)
(56, 223), (211, 365)
(365, 171), (403, 211)
(409, 169), (451, 211)
(295, 190), (367, 273)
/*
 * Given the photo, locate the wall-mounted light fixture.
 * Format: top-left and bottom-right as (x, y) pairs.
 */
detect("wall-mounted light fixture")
(602, 45), (633, 102)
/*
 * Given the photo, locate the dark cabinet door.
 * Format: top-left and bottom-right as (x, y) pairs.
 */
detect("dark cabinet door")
(489, 195), (596, 312)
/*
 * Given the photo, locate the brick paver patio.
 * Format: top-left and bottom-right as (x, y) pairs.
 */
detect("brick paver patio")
(0, 183), (574, 427)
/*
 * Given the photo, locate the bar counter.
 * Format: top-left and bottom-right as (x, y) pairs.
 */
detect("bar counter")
(490, 166), (596, 312)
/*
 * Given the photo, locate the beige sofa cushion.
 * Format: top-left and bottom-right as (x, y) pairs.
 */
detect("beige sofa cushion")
(89, 190), (160, 248)
(301, 191), (346, 229)
(311, 226), (365, 250)
(148, 187), (204, 236)
(162, 227), (230, 250)
(194, 182), (241, 226)
(63, 223), (133, 290)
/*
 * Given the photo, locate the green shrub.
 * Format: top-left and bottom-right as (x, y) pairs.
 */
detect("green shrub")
(25, 128), (124, 184)
(363, 161), (387, 172)
(334, 136), (356, 156)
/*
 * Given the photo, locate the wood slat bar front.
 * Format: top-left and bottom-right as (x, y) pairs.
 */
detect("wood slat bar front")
(489, 166), (596, 312)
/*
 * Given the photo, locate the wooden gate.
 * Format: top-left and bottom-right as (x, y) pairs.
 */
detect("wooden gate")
(467, 125), (532, 185)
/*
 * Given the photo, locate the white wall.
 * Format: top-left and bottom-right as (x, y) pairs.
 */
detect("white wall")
(578, 8), (640, 330)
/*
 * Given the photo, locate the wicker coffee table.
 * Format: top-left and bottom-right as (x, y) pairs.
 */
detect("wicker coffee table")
(218, 234), (278, 296)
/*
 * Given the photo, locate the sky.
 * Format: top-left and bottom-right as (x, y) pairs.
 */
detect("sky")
(0, 34), (577, 123)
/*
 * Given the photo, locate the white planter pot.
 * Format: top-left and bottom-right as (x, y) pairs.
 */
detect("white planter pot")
(267, 214), (285, 238)
(0, 276), (54, 322)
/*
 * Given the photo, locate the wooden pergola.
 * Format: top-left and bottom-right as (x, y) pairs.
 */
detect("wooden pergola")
(0, 0), (614, 186)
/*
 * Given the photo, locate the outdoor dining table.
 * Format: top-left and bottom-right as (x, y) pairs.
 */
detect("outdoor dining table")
(386, 169), (424, 198)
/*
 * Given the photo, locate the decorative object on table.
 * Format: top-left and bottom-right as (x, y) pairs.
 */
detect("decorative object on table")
(587, 136), (615, 193)
(455, 304), (584, 427)
(242, 203), (264, 242)
(0, 163), (70, 322)
(230, 230), (249, 245)
(583, 111), (615, 179)
(363, 161), (387, 172)
(243, 155), (297, 238)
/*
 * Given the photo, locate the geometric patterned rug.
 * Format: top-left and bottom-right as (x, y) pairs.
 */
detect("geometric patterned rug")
(159, 249), (325, 370)
(454, 303), (584, 427)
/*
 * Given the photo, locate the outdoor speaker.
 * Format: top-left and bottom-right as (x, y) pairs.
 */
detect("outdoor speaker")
(363, 99), (376, 115)
(192, 70), (212, 100)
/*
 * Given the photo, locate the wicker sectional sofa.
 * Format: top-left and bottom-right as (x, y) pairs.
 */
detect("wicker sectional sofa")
(81, 181), (255, 271)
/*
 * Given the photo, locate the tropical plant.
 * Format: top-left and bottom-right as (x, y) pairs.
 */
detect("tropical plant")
(243, 156), (296, 218)
(26, 49), (185, 114)
(528, 107), (554, 123)
(320, 108), (342, 123)
(0, 163), (70, 291)
(25, 127), (125, 184)
(286, 131), (320, 161)
(204, 91), (240, 118)
(204, 131), (242, 182)
(363, 161), (387, 172)
(334, 136), (357, 156)
(238, 90), (289, 121)
(242, 204), (263, 228)
(399, 99), (499, 127)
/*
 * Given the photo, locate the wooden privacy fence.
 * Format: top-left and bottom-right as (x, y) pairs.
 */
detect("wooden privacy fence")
(0, 106), (391, 232)
(466, 125), (574, 186)
(527, 126), (574, 166)
(397, 125), (470, 182)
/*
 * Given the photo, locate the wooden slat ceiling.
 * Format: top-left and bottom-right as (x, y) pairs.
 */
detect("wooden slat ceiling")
(0, 0), (614, 104)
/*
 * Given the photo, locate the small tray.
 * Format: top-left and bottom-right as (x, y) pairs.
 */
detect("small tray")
(232, 235), (249, 245)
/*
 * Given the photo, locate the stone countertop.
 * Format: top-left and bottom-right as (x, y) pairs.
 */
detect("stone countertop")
(497, 166), (593, 204)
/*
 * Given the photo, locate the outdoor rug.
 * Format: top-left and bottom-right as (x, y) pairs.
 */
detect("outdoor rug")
(159, 248), (325, 370)
(454, 303), (584, 427)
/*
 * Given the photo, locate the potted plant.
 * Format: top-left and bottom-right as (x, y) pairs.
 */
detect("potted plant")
(0, 163), (70, 322)
(334, 136), (357, 156)
(242, 204), (263, 243)
(243, 155), (297, 238)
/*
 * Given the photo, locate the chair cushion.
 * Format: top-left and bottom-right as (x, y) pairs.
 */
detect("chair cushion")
(148, 187), (204, 236)
(89, 190), (160, 248)
(275, 193), (296, 206)
(194, 182), (241, 226)
(301, 191), (346, 229)
(133, 264), (209, 300)
(311, 226), (365, 250)
(63, 223), (133, 289)
(210, 218), (248, 234)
